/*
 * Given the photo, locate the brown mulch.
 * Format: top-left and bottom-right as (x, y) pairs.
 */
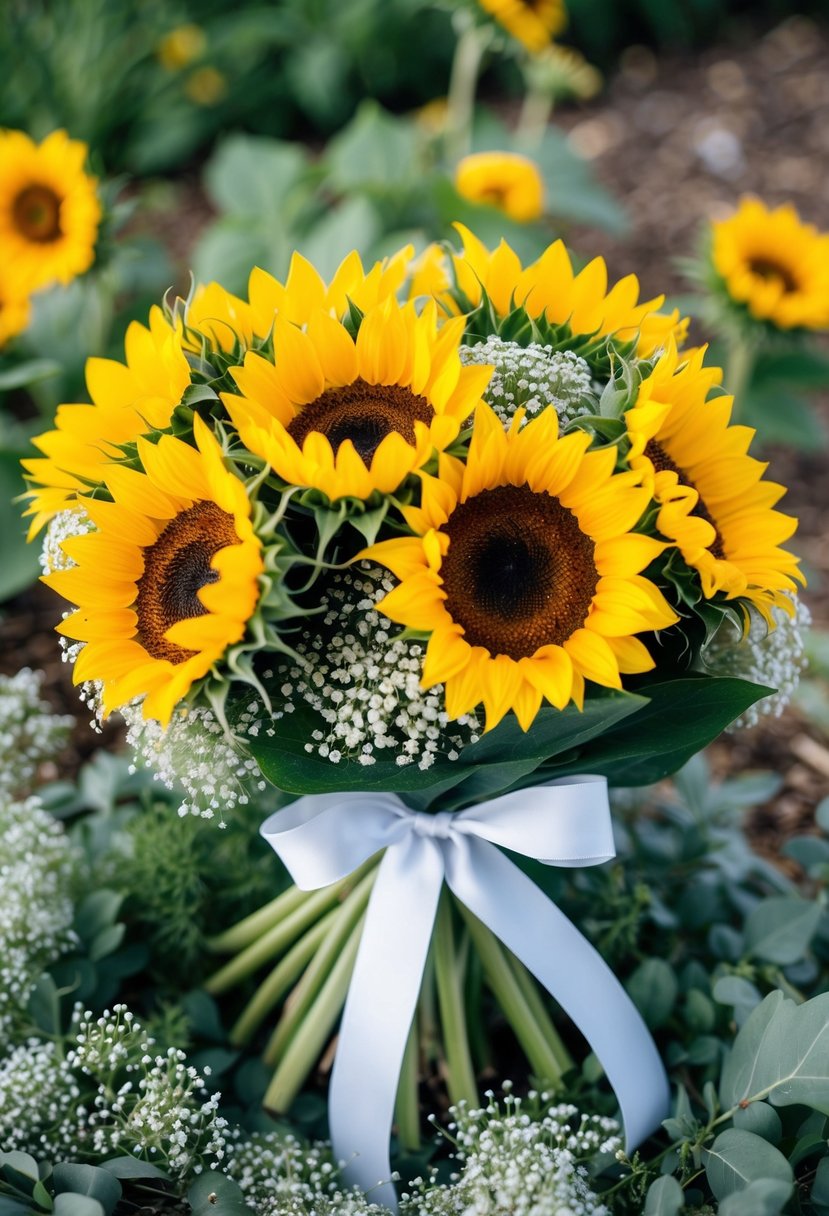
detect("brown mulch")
(4, 15), (829, 856)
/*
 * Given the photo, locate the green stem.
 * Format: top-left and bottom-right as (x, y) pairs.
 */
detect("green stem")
(725, 335), (755, 424)
(465, 942), (491, 1073)
(263, 910), (366, 1114)
(206, 884), (309, 954)
(515, 78), (555, 151)
(418, 947), (440, 1068)
(395, 1017), (422, 1153)
(264, 868), (378, 1067)
(205, 859), (376, 994)
(229, 906), (341, 1046)
(459, 907), (565, 1088)
(445, 17), (492, 164)
(505, 949), (573, 1077)
(435, 893), (479, 1108)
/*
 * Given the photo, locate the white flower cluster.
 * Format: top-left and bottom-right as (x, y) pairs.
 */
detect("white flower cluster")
(39, 508), (93, 576)
(0, 668), (74, 797)
(266, 566), (480, 770)
(224, 1131), (387, 1216)
(122, 702), (266, 822)
(460, 337), (596, 426)
(222, 1092), (618, 1216)
(0, 795), (77, 1044)
(0, 1004), (228, 1177)
(701, 596), (810, 729)
(408, 1093), (620, 1216)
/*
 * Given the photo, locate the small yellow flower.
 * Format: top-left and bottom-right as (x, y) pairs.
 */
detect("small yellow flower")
(711, 197), (829, 331)
(185, 67), (227, 107)
(531, 43), (602, 102)
(0, 129), (101, 292)
(223, 298), (492, 503)
(477, 0), (566, 53)
(44, 416), (263, 726)
(455, 151), (545, 222)
(625, 343), (804, 621)
(157, 24), (207, 71)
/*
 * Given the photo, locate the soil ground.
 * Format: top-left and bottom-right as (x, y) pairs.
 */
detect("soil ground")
(2, 13), (828, 854)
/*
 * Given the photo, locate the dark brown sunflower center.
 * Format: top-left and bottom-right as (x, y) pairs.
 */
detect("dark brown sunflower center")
(135, 500), (238, 665)
(440, 484), (598, 660)
(747, 256), (799, 294)
(644, 439), (726, 560)
(13, 185), (62, 243)
(287, 378), (434, 465)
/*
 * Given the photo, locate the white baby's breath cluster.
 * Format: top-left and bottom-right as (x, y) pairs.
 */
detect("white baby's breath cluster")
(122, 701), (266, 821)
(39, 508), (93, 576)
(407, 1092), (620, 1216)
(224, 1131), (387, 1216)
(702, 596), (810, 728)
(266, 566), (480, 770)
(0, 795), (77, 1044)
(460, 338), (596, 426)
(0, 1003), (228, 1176)
(0, 668), (74, 797)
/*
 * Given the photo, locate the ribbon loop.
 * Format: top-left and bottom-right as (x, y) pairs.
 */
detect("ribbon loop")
(260, 779), (669, 1212)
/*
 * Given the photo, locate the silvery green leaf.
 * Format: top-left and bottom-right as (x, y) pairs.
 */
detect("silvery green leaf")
(703, 1129), (792, 1199)
(744, 896), (822, 964)
(717, 1177), (792, 1216)
(720, 992), (829, 1112)
(643, 1175), (685, 1215)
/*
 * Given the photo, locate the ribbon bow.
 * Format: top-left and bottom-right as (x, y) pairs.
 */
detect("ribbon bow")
(261, 778), (669, 1210)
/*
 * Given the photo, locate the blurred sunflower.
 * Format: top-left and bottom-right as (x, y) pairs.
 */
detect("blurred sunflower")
(455, 151), (544, 222)
(0, 130), (101, 292)
(711, 197), (829, 332)
(445, 224), (686, 357)
(626, 344), (804, 621)
(157, 24), (206, 71)
(223, 299), (492, 502)
(365, 402), (676, 732)
(477, 0), (566, 53)
(0, 267), (30, 348)
(23, 307), (191, 535)
(44, 416), (263, 725)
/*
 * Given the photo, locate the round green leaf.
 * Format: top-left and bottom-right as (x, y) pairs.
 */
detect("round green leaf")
(53, 1165), (121, 1216)
(644, 1174), (685, 1215)
(704, 1129), (793, 1200)
(626, 959), (678, 1028)
(744, 897), (822, 965)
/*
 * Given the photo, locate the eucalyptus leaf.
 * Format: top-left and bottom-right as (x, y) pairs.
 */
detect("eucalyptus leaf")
(732, 1101), (782, 1144)
(52, 1165), (120, 1216)
(324, 101), (420, 194)
(813, 1156), (829, 1205)
(626, 959), (678, 1028)
(720, 991), (829, 1112)
(0, 1200), (28, 1216)
(52, 1196), (104, 1216)
(188, 1171), (251, 1216)
(204, 135), (309, 217)
(703, 1129), (792, 1199)
(743, 896), (822, 964)
(98, 1157), (169, 1181)
(643, 1174), (685, 1215)
(717, 1177), (792, 1216)
(0, 1152), (40, 1182)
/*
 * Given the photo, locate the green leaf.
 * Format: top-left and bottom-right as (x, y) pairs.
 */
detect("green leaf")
(0, 1200), (29, 1216)
(752, 348), (829, 388)
(52, 1196), (104, 1216)
(743, 896), (822, 964)
(718, 1177), (793, 1216)
(742, 385), (827, 449)
(720, 991), (829, 1113)
(98, 1158), (169, 1181)
(542, 676), (771, 786)
(812, 1157), (829, 1205)
(626, 959), (678, 1029)
(74, 890), (123, 943)
(643, 1175), (685, 1215)
(0, 359), (60, 391)
(297, 196), (381, 281)
(732, 1101), (782, 1144)
(0, 1152), (40, 1182)
(187, 1172), (251, 1216)
(324, 101), (420, 194)
(204, 135), (309, 218)
(703, 1129), (792, 1200)
(52, 1166), (120, 1216)
(0, 450), (39, 601)
(192, 220), (288, 298)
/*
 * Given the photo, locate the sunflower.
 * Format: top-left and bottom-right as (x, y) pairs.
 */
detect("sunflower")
(223, 299), (492, 502)
(477, 0), (566, 53)
(23, 307), (191, 536)
(446, 224), (686, 357)
(455, 151), (545, 222)
(0, 129), (101, 292)
(184, 280), (257, 352)
(363, 402), (677, 732)
(244, 245), (414, 338)
(42, 416), (263, 726)
(0, 267), (30, 348)
(625, 344), (804, 620)
(711, 197), (829, 332)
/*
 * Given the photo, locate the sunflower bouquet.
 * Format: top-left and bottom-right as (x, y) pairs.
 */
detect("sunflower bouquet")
(25, 225), (806, 1197)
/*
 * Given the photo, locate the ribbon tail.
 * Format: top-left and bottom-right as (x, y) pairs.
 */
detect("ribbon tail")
(446, 836), (670, 1150)
(329, 833), (445, 1211)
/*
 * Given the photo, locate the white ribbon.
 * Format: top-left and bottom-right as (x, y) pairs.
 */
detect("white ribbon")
(260, 778), (669, 1210)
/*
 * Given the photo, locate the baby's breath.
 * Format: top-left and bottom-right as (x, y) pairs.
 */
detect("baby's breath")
(265, 566), (480, 770)
(39, 507), (93, 576)
(0, 668), (74, 797)
(460, 338), (597, 426)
